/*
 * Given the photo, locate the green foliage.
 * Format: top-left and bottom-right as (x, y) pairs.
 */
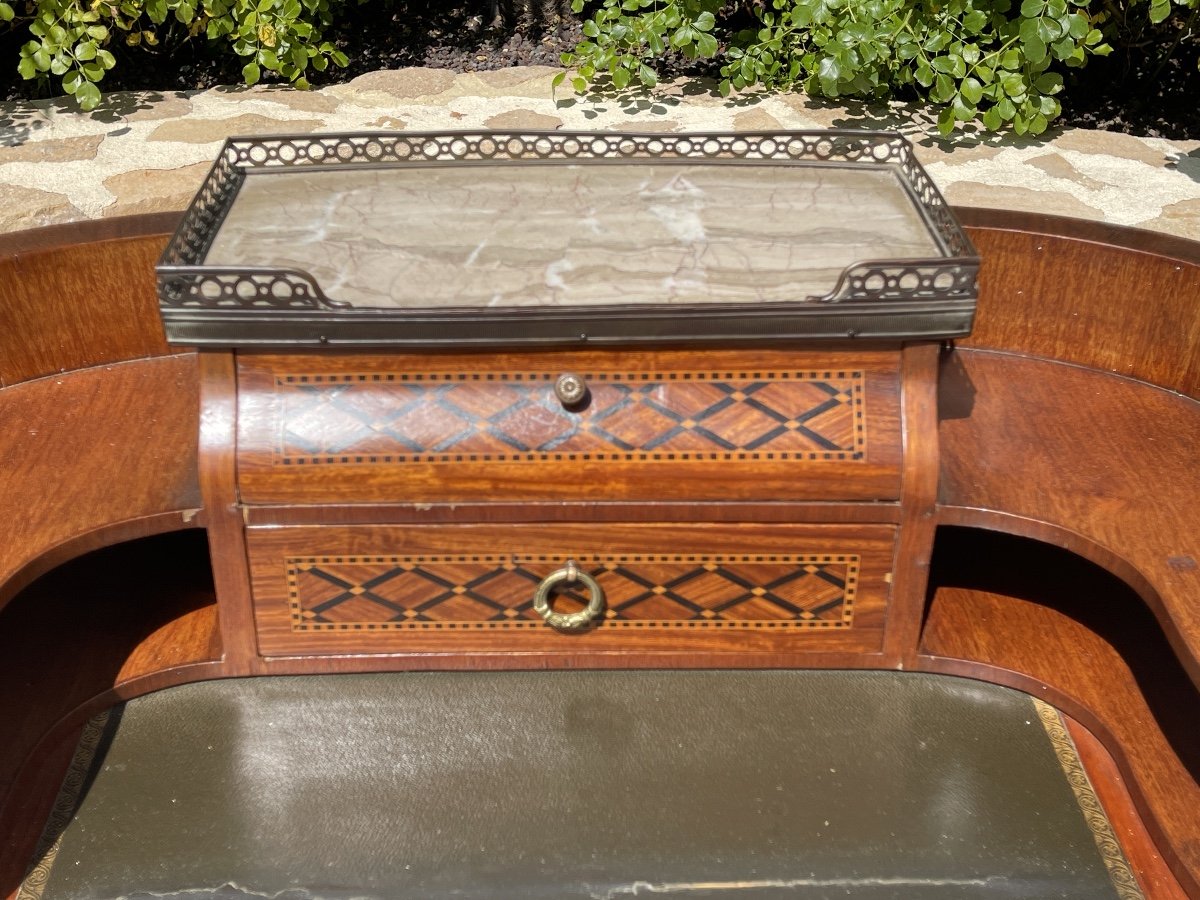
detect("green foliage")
(560, 0), (1125, 135)
(2, 0), (1193, 118)
(3, 0), (348, 110)
(553, 0), (723, 91)
(1143, 0), (1197, 24)
(1130, 0), (1199, 77)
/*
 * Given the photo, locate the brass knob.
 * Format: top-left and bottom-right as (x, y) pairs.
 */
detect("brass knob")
(554, 373), (588, 407)
(533, 560), (605, 631)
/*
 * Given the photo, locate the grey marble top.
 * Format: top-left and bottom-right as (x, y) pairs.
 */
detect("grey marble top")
(204, 163), (941, 309)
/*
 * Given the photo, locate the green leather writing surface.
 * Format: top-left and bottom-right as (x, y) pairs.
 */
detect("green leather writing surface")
(26, 671), (1137, 899)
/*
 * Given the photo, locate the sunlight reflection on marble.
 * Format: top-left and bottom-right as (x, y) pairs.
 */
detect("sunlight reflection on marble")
(204, 164), (940, 309)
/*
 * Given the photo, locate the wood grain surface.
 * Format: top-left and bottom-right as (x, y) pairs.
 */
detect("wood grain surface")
(938, 348), (1200, 686)
(882, 342), (940, 666)
(198, 351), (260, 675)
(241, 500), (904, 526)
(236, 349), (903, 504)
(248, 523), (894, 658)
(0, 208), (1198, 897)
(0, 225), (175, 386)
(956, 207), (1200, 398)
(921, 528), (1200, 897)
(0, 355), (202, 610)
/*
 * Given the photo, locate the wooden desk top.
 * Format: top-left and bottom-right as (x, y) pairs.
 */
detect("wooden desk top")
(0, 208), (1196, 897)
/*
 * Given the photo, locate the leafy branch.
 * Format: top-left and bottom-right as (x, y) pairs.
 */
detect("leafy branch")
(2, 0), (347, 110)
(561, 0), (1118, 135)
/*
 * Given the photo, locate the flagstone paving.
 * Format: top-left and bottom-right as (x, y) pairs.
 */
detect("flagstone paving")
(1, 65), (1198, 240)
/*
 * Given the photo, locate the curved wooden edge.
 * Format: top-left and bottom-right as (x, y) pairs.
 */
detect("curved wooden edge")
(956, 210), (1200, 399)
(199, 351), (259, 674)
(938, 348), (1200, 688)
(0, 212), (183, 259)
(0, 530), (221, 817)
(0, 512), (202, 611)
(0, 728), (81, 900)
(953, 206), (1200, 267)
(0, 354), (203, 612)
(2, 660), (230, 807)
(1066, 717), (1192, 900)
(916, 653), (1199, 899)
(883, 342), (940, 664)
(0, 660), (228, 897)
(935, 505), (1199, 688)
(953, 344), (1199, 399)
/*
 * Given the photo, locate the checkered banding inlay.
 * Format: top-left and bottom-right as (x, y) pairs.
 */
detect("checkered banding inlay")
(285, 555), (859, 631)
(273, 370), (866, 465)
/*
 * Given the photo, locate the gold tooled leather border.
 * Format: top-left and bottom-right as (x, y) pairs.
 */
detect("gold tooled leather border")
(17, 710), (111, 900)
(1034, 698), (1146, 900)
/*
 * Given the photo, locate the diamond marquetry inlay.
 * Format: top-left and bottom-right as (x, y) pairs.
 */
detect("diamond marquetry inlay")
(273, 371), (867, 465)
(286, 554), (859, 632)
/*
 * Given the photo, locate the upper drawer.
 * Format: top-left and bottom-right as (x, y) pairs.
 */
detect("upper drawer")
(237, 349), (902, 504)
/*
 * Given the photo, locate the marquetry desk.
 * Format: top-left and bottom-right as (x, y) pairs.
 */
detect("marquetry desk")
(159, 130), (975, 673)
(0, 134), (1196, 898)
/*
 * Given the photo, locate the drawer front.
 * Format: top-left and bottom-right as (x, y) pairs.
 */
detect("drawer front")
(237, 349), (902, 504)
(248, 523), (895, 658)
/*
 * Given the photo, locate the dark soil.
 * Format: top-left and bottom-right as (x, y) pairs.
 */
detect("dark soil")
(1, 0), (1198, 141)
(1057, 37), (1200, 140)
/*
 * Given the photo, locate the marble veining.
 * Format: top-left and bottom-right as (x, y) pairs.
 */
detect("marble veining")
(204, 164), (941, 309)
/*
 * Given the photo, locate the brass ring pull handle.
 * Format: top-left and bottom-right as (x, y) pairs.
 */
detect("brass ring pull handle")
(533, 560), (605, 631)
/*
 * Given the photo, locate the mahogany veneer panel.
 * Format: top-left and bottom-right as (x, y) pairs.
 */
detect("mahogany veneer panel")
(241, 500), (903, 526)
(958, 209), (1200, 398)
(0, 218), (176, 385)
(237, 349), (902, 504)
(248, 523), (894, 657)
(938, 348), (1200, 684)
(0, 354), (203, 607)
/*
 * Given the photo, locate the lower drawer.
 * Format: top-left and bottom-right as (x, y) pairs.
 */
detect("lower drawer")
(247, 523), (896, 659)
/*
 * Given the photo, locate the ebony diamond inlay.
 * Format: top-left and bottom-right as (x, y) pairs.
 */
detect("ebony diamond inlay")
(285, 554), (859, 632)
(275, 371), (867, 465)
